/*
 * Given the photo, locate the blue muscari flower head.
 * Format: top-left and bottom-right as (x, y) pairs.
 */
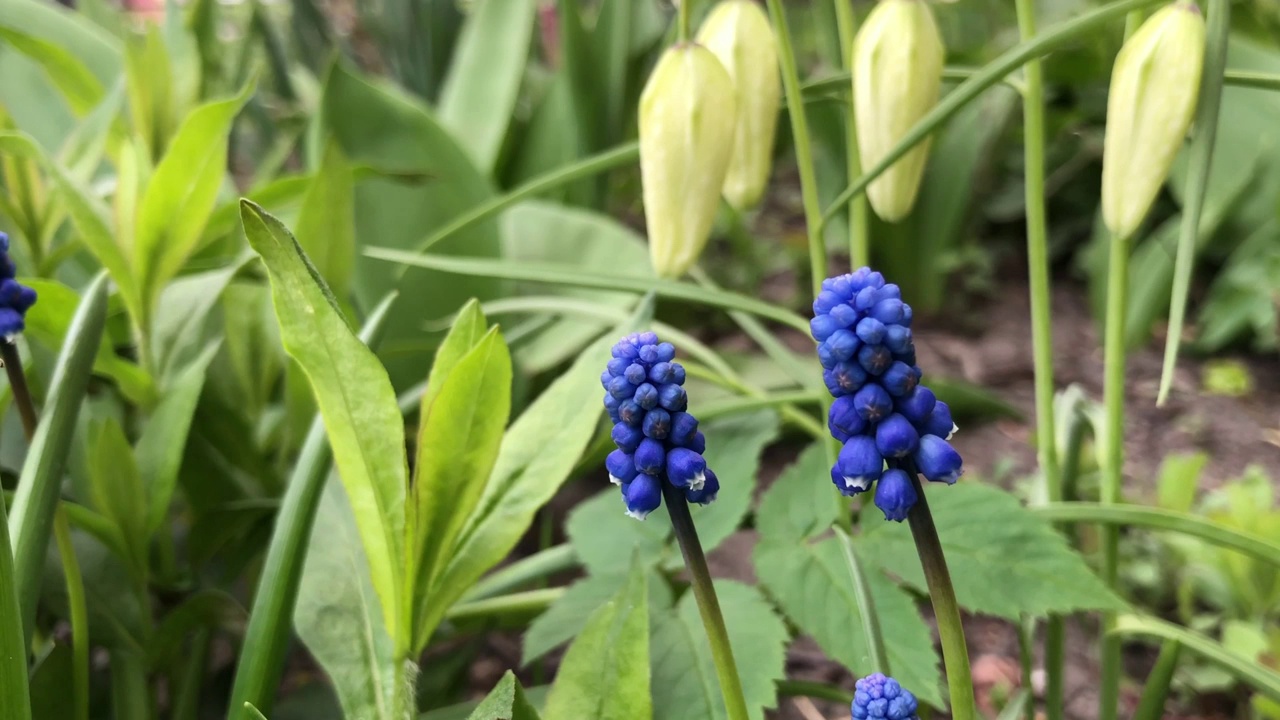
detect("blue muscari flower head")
(0, 233), (36, 338)
(602, 332), (717, 519)
(811, 268), (961, 521)
(851, 673), (919, 720)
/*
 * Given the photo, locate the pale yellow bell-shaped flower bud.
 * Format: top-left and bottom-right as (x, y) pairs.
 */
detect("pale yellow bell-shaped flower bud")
(1101, 2), (1205, 241)
(852, 0), (945, 223)
(639, 43), (738, 278)
(696, 0), (781, 210)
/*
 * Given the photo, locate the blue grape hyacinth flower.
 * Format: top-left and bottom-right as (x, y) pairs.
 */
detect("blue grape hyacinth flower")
(812, 268), (962, 521)
(603, 331), (717, 520)
(851, 673), (919, 720)
(0, 233), (37, 339)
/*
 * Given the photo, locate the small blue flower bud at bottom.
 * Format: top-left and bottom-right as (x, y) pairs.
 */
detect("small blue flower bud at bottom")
(611, 422), (644, 452)
(666, 448), (707, 491)
(853, 383), (892, 422)
(855, 316), (886, 345)
(671, 363), (687, 385)
(606, 449), (637, 485)
(642, 408), (671, 439)
(618, 400), (644, 426)
(658, 383), (688, 412)
(880, 361), (918, 397)
(852, 673), (919, 720)
(635, 438), (665, 475)
(921, 401), (957, 440)
(669, 411), (699, 447)
(0, 308), (25, 338)
(836, 436), (883, 494)
(685, 469), (719, 505)
(885, 325), (912, 354)
(826, 329), (860, 363)
(874, 469), (918, 522)
(914, 434), (963, 484)
(875, 413), (919, 458)
(607, 376), (636, 400)
(688, 431), (706, 454)
(894, 386), (936, 426)
(604, 394), (622, 422)
(828, 395), (868, 442)
(858, 344), (892, 376)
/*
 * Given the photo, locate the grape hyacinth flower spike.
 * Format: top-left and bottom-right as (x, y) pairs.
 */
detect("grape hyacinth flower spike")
(851, 673), (920, 720)
(602, 331), (717, 519)
(810, 267), (962, 521)
(0, 233), (37, 340)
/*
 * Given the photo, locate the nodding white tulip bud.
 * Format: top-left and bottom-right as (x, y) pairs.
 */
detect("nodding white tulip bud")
(1101, 2), (1206, 241)
(852, 0), (945, 223)
(696, 0), (781, 210)
(639, 43), (738, 278)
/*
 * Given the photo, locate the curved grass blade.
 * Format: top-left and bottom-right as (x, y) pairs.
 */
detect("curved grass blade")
(53, 511), (89, 720)
(1158, 0), (1230, 406)
(1033, 502), (1280, 566)
(832, 527), (890, 675)
(0, 495), (31, 720)
(365, 247), (810, 333)
(1112, 615), (1280, 701)
(819, 0), (1166, 225)
(995, 690), (1031, 720)
(227, 293), (397, 720)
(7, 272), (109, 644)
(1132, 639), (1181, 720)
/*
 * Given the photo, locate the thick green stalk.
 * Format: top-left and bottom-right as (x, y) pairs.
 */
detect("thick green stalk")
(821, 0), (1166, 224)
(1013, 0), (1065, 716)
(1158, 0), (1229, 405)
(0, 493), (30, 720)
(833, 0), (869, 266)
(766, 0), (827, 298)
(678, 0), (693, 41)
(833, 527), (889, 675)
(905, 473), (976, 720)
(1099, 233), (1130, 720)
(228, 294), (397, 719)
(111, 651), (151, 720)
(1018, 617), (1035, 720)
(663, 483), (750, 720)
(1132, 639), (1181, 720)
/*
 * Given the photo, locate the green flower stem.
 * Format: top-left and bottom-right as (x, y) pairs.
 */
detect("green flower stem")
(678, 0), (693, 41)
(1099, 232), (1130, 720)
(1, 342), (37, 439)
(111, 651), (151, 720)
(833, 0), (870, 267)
(820, 0), (1166, 225)
(663, 482), (750, 720)
(1012, 0), (1066, 716)
(904, 472), (976, 720)
(833, 527), (890, 675)
(1018, 616), (1035, 720)
(1132, 639), (1181, 720)
(0, 496), (30, 720)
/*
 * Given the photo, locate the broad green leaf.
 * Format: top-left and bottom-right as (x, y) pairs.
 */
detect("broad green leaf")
(420, 301), (652, 637)
(417, 300), (487, 421)
(752, 444), (942, 707)
(321, 62), (502, 387)
(684, 411), (779, 553)
(87, 419), (147, 578)
(412, 327), (513, 650)
(137, 341), (219, 534)
(295, 477), (397, 720)
(123, 25), (174, 160)
(651, 580), (788, 720)
(543, 557), (651, 720)
(57, 80), (125, 182)
(0, 27), (105, 115)
(861, 483), (1128, 618)
(523, 569), (673, 665)
(566, 489), (671, 578)
(466, 671), (542, 720)
(136, 82), (252, 309)
(437, 0), (537, 173)
(1156, 452), (1208, 514)
(295, 141), (356, 301)
(150, 255), (251, 380)
(0, 1), (120, 87)
(8, 273), (108, 643)
(241, 200), (408, 645)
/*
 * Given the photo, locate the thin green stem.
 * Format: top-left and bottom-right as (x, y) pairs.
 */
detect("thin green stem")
(171, 629), (210, 720)
(766, 0), (827, 298)
(1132, 639), (1181, 720)
(832, 526), (890, 675)
(1018, 616), (1035, 720)
(678, 0), (693, 42)
(662, 482), (750, 720)
(445, 587), (565, 624)
(699, 391), (823, 421)
(54, 511), (89, 720)
(0, 492), (30, 720)
(904, 471), (976, 720)
(2, 342), (37, 440)
(1099, 232), (1130, 720)
(391, 658), (418, 720)
(833, 0), (869, 266)
(776, 680), (855, 705)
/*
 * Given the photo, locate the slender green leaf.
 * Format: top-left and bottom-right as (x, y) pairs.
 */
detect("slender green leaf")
(123, 25), (174, 159)
(295, 141), (355, 301)
(87, 419), (147, 578)
(7, 272), (109, 644)
(543, 557), (651, 720)
(1132, 639), (1181, 720)
(522, 569), (672, 665)
(679, 411), (780, 554)
(0, 27), (105, 115)
(437, 0), (537, 172)
(228, 294), (396, 720)
(241, 200), (408, 644)
(1113, 615), (1280, 701)
(58, 80), (125, 182)
(0, 0), (121, 88)
(150, 255), (251, 381)
(0, 494), (31, 720)
(466, 671), (542, 720)
(416, 300), (487, 427)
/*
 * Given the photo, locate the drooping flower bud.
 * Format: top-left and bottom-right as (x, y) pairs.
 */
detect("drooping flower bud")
(639, 44), (738, 278)
(695, 0), (781, 210)
(852, 0), (945, 222)
(1101, 2), (1205, 240)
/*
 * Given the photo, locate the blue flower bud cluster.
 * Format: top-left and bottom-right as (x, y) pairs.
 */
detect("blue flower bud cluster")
(851, 673), (919, 720)
(0, 233), (36, 339)
(812, 268), (962, 522)
(602, 331), (718, 520)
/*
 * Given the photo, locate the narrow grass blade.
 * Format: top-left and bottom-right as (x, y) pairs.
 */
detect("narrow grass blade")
(1113, 615), (1280, 701)
(227, 293), (397, 719)
(1132, 639), (1181, 720)
(365, 247), (811, 333)
(0, 493), (31, 720)
(832, 527), (890, 675)
(1033, 502), (1280, 566)
(996, 690), (1031, 720)
(1158, 0), (1230, 405)
(54, 511), (89, 720)
(7, 272), (109, 644)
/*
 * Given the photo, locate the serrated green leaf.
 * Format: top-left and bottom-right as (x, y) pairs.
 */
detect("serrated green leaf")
(861, 483), (1128, 618)
(87, 419), (147, 579)
(295, 141), (356, 301)
(650, 580), (788, 720)
(466, 671), (542, 720)
(567, 489), (672, 577)
(753, 443), (839, 544)
(523, 569), (673, 665)
(241, 200), (408, 646)
(686, 411), (780, 553)
(543, 557), (651, 720)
